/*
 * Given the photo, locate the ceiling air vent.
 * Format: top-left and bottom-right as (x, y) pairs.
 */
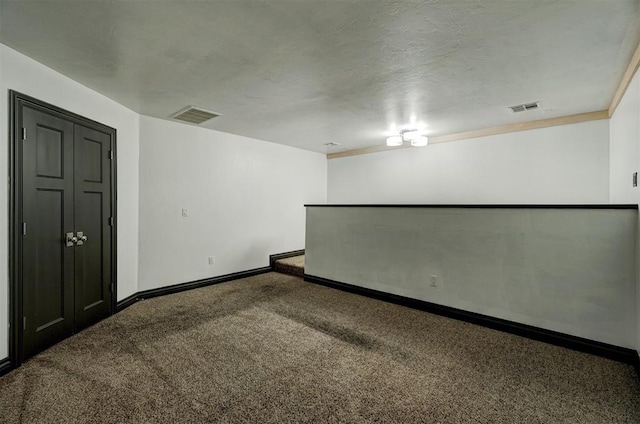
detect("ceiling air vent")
(508, 101), (539, 113)
(170, 106), (222, 125)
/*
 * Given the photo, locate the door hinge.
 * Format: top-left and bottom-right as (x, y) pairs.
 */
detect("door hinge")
(109, 217), (114, 226)
(110, 282), (114, 293)
(108, 150), (114, 160)
(23, 317), (26, 330)
(22, 222), (27, 236)
(21, 128), (26, 141)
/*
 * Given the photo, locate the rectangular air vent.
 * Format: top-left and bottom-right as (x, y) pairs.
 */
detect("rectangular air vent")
(509, 101), (539, 113)
(170, 106), (222, 124)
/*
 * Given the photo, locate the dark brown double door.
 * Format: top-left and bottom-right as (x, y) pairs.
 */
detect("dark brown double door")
(21, 104), (114, 359)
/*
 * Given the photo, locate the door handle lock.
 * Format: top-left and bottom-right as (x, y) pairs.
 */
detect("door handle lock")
(65, 232), (77, 247)
(76, 232), (88, 246)
(65, 232), (87, 246)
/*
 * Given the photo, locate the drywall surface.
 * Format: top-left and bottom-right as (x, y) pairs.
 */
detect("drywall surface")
(609, 68), (640, 353)
(137, 116), (326, 291)
(0, 44), (140, 360)
(328, 120), (610, 204)
(306, 206), (637, 348)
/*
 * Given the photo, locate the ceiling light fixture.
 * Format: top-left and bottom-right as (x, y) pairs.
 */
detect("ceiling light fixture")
(385, 129), (429, 147)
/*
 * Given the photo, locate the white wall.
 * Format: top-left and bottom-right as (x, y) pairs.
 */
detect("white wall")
(137, 116), (326, 291)
(610, 71), (640, 205)
(328, 120), (610, 205)
(306, 206), (637, 348)
(0, 44), (140, 360)
(609, 68), (640, 354)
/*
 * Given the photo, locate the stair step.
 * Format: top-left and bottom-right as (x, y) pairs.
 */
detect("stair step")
(274, 255), (304, 277)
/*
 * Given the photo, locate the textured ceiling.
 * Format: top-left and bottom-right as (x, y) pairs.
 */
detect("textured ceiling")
(1, 0), (639, 153)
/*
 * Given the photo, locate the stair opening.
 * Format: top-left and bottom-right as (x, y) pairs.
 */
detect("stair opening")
(274, 255), (305, 277)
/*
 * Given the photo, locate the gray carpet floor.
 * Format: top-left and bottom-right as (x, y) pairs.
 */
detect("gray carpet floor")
(1, 272), (639, 423)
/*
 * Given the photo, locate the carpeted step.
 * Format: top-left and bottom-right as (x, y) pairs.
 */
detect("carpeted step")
(274, 255), (304, 277)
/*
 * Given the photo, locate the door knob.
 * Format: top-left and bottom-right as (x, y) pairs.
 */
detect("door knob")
(76, 232), (88, 246)
(65, 232), (88, 246)
(65, 232), (77, 247)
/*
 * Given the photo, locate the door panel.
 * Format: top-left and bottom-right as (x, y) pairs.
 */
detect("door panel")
(34, 189), (65, 326)
(80, 137), (103, 183)
(74, 124), (112, 330)
(22, 106), (75, 359)
(35, 125), (64, 178)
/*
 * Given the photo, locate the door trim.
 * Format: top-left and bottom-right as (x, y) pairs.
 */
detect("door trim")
(8, 90), (118, 368)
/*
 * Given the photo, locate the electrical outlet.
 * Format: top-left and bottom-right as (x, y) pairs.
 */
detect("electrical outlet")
(208, 256), (214, 265)
(430, 275), (438, 287)
(182, 208), (189, 217)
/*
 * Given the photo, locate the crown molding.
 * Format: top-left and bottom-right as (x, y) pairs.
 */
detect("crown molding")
(609, 41), (640, 117)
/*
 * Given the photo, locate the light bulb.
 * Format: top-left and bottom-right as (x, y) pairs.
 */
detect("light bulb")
(411, 136), (429, 147)
(402, 130), (421, 141)
(386, 135), (403, 146)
